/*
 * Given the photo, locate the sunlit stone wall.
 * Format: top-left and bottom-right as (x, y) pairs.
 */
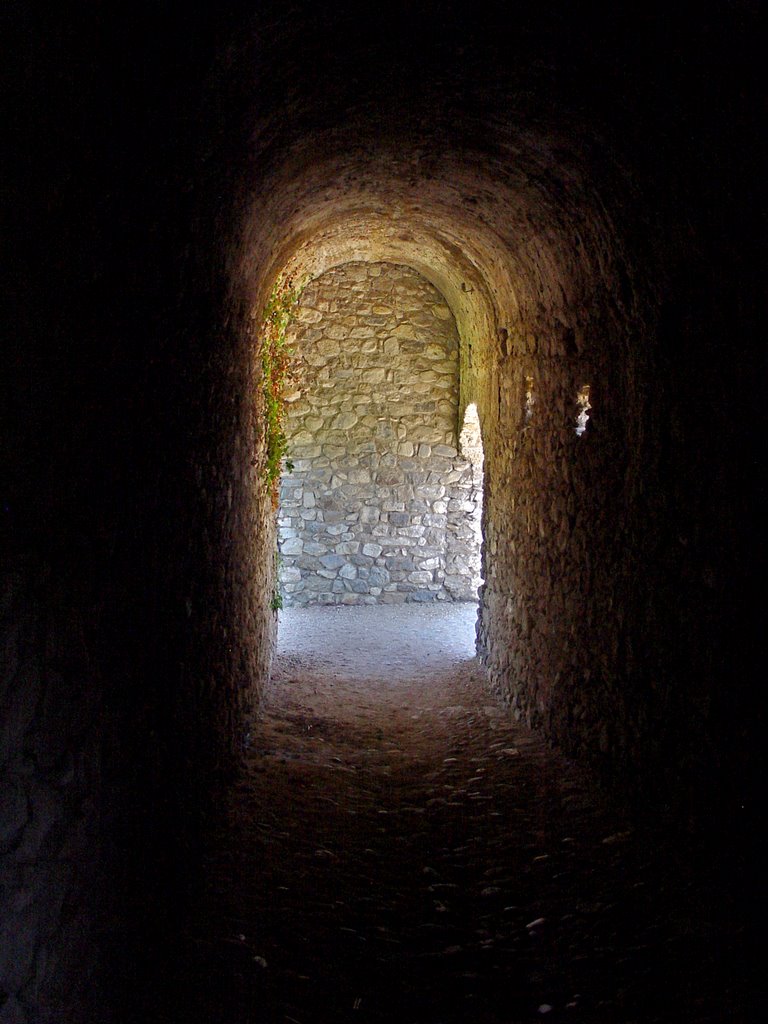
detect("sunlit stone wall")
(278, 262), (482, 605)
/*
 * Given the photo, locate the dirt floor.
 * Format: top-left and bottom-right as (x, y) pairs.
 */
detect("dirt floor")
(169, 604), (745, 1024)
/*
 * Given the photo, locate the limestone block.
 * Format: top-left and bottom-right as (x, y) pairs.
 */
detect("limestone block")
(448, 498), (476, 512)
(401, 526), (425, 538)
(387, 556), (416, 571)
(331, 412), (358, 430)
(335, 541), (360, 555)
(296, 306), (323, 323)
(422, 459), (452, 478)
(303, 540), (327, 557)
(290, 444), (323, 458)
(278, 566), (302, 582)
(432, 304), (452, 320)
(376, 470), (404, 486)
(368, 567), (390, 587)
(306, 578), (333, 593)
(375, 422), (396, 440)
(361, 368), (386, 384)
(323, 324), (350, 340)
(423, 513), (447, 528)
(319, 554), (346, 569)
(344, 325), (370, 340)
(390, 323), (418, 339)
(351, 553), (375, 567)
(322, 444), (346, 458)
(409, 571), (434, 584)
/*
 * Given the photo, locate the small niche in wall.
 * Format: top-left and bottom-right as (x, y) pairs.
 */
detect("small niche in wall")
(576, 384), (591, 436)
(524, 374), (535, 424)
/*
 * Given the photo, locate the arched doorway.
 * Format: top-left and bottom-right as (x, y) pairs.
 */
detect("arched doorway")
(277, 261), (483, 608)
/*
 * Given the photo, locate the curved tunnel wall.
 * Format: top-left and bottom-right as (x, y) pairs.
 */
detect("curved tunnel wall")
(185, 0), (760, 813)
(221, 5), (760, 823)
(233, 108), (660, 788)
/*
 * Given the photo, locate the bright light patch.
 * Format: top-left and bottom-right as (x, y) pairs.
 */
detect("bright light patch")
(524, 375), (535, 423)
(576, 384), (591, 436)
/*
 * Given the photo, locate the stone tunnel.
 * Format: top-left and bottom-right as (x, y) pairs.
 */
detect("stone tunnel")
(1, 1), (762, 1021)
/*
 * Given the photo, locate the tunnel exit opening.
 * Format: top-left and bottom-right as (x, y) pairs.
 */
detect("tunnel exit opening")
(456, 402), (484, 597)
(275, 260), (484, 614)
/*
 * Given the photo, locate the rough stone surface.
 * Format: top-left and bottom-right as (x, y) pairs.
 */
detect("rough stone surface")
(167, 606), (745, 1023)
(278, 263), (482, 605)
(0, 560), (100, 1023)
(2, 3), (759, 1021)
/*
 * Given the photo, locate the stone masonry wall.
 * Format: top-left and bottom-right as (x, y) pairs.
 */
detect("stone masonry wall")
(278, 262), (482, 605)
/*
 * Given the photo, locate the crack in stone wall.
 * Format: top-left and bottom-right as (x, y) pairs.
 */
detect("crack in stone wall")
(278, 262), (482, 605)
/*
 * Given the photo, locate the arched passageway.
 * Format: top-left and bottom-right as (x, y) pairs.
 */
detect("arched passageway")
(277, 261), (483, 608)
(2, 3), (761, 1022)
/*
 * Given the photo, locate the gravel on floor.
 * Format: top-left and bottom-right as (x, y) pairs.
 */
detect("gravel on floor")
(160, 604), (745, 1024)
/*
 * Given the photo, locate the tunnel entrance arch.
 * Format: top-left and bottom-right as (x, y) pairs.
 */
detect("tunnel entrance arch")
(276, 260), (483, 608)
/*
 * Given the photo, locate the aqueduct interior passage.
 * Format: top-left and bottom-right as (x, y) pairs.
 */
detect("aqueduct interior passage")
(2, 2), (762, 1021)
